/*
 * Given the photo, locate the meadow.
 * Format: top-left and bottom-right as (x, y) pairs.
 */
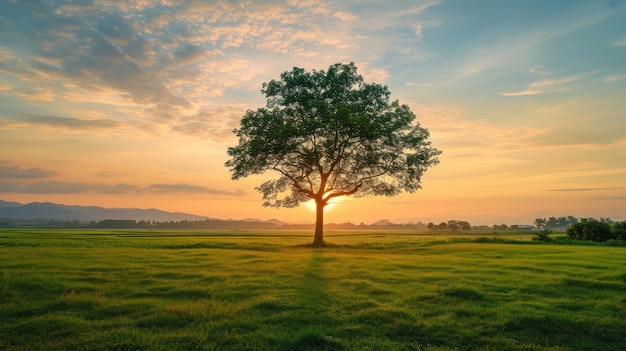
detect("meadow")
(1, 229), (625, 351)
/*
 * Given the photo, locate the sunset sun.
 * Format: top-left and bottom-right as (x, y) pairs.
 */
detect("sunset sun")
(304, 199), (341, 213)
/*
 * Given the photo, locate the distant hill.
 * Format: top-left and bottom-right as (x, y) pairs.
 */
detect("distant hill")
(0, 201), (210, 222)
(372, 219), (394, 226)
(0, 200), (22, 208)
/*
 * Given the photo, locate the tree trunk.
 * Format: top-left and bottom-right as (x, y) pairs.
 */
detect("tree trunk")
(313, 200), (325, 246)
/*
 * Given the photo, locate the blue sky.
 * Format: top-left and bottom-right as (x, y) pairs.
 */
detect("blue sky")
(1, 0), (625, 224)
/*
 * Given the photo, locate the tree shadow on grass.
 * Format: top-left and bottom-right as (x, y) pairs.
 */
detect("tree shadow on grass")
(284, 251), (344, 350)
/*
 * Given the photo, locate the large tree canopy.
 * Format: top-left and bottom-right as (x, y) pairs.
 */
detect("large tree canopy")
(226, 63), (441, 245)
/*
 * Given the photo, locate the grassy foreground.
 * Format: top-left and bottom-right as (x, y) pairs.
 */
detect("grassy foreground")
(1, 229), (625, 351)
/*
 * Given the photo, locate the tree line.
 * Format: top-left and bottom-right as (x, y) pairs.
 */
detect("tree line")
(565, 218), (626, 242)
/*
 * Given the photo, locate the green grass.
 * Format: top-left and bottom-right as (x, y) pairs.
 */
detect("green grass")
(1, 229), (625, 350)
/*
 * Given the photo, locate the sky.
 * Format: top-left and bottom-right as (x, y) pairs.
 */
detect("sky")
(1, 0), (625, 225)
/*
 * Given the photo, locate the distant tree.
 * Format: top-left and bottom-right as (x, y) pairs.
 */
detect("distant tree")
(566, 218), (615, 242)
(447, 219), (471, 232)
(447, 221), (459, 231)
(226, 63), (441, 246)
(456, 220), (471, 230)
(427, 222), (435, 230)
(611, 220), (626, 241)
(534, 218), (546, 229)
(493, 224), (508, 230)
(535, 216), (579, 230)
(533, 228), (552, 242)
(567, 215), (578, 225)
(438, 222), (448, 230)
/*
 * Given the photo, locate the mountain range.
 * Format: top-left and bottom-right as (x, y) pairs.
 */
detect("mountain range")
(0, 200), (210, 222)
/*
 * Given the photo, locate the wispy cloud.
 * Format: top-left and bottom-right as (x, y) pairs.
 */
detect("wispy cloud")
(405, 82), (433, 88)
(170, 105), (246, 140)
(145, 184), (247, 196)
(501, 73), (591, 96)
(15, 114), (124, 131)
(604, 74), (626, 82)
(528, 127), (625, 147)
(0, 179), (246, 196)
(548, 187), (626, 192)
(0, 164), (57, 179)
(0, 181), (139, 194)
(612, 36), (626, 46)
(333, 11), (358, 22)
(459, 5), (616, 78)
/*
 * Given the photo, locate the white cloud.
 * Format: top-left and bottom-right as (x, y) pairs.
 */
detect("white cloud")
(411, 22), (424, 40)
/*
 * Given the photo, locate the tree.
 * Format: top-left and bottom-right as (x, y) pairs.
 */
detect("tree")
(534, 218), (546, 229)
(447, 220), (459, 232)
(533, 228), (552, 242)
(446, 220), (471, 231)
(226, 63), (441, 246)
(612, 220), (626, 241)
(566, 218), (615, 242)
(458, 220), (471, 231)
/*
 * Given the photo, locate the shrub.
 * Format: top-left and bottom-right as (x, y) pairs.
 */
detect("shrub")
(566, 218), (615, 242)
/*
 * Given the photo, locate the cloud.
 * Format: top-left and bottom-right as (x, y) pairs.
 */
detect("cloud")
(0, 164), (57, 179)
(13, 87), (56, 102)
(548, 187), (626, 192)
(604, 74), (626, 82)
(459, 5), (615, 77)
(95, 171), (130, 178)
(172, 43), (213, 64)
(145, 184), (247, 196)
(359, 65), (390, 84)
(528, 127), (625, 147)
(2, 0), (425, 145)
(0, 178), (246, 196)
(15, 114), (124, 131)
(1, 0), (190, 109)
(334, 11), (358, 22)
(170, 104), (246, 140)
(459, 42), (534, 78)
(411, 22), (424, 40)
(597, 196), (626, 201)
(501, 73), (591, 96)
(0, 181), (139, 194)
(405, 81), (433, 87)
(612, 36), (626, 46)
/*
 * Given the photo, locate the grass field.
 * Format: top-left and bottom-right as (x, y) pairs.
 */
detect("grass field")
(1, 229), (625, 350)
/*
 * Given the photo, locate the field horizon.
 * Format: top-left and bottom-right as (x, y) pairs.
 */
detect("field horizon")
(1, 229), (625, 350)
